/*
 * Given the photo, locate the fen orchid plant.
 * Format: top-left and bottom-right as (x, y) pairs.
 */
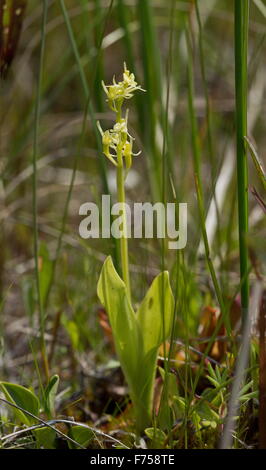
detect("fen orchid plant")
(97, 64), (174, 433)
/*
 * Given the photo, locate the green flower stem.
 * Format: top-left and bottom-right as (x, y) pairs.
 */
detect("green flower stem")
(116, 101), (122, 122)
(116, 105), (131, 303)
(116, 159), (131, 302)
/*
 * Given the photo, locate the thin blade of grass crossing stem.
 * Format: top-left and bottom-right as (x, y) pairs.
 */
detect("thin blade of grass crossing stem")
(250, 186), (266, 213)
(157, 0), (176, 431)
(245, 136), (266, 191)
(220, 282), (263, 449)
(253, 0), (266, 18)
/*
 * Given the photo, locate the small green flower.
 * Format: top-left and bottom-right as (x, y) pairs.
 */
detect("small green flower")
(102, 62), (145, 111)
(122, 63), (145, 98)
(112, 119), (128, 143)
(97, 122), (118, 167)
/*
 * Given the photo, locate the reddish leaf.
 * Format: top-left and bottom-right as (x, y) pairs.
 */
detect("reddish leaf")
(198, 306), (226, 360)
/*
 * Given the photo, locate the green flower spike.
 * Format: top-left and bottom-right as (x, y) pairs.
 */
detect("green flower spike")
(98, 66), (143, 172)
(97, 65), (174, 434)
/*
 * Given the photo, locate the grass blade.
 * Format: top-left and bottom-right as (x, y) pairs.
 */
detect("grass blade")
(245, 136), (266, 190)
(32, 0), (49, 382)
(235, 0), (250, 324)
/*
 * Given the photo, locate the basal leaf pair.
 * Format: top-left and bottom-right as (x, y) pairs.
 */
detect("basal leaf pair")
(97, 256), (174, 432)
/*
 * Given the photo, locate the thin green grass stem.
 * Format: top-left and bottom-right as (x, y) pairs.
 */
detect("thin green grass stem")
(157, 0), (176, 431)
(32, 0), (49, 382)
(235, 0), (250, 324)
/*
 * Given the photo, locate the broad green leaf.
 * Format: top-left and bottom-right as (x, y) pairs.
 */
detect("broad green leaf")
(97, 256), (175, 433)
(134, 272), (174, 430)
(132, 347), (159, 432)
(136, 271), (174, 354)
(34, 427), (57, 449)
(0, 382), (40, 426)
(97, 256), (142, 388)
(68, 425), (94, 449)
(44, 374), (59, 418)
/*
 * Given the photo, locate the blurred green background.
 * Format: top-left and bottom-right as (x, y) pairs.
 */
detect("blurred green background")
(0, 0), (265, 391)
